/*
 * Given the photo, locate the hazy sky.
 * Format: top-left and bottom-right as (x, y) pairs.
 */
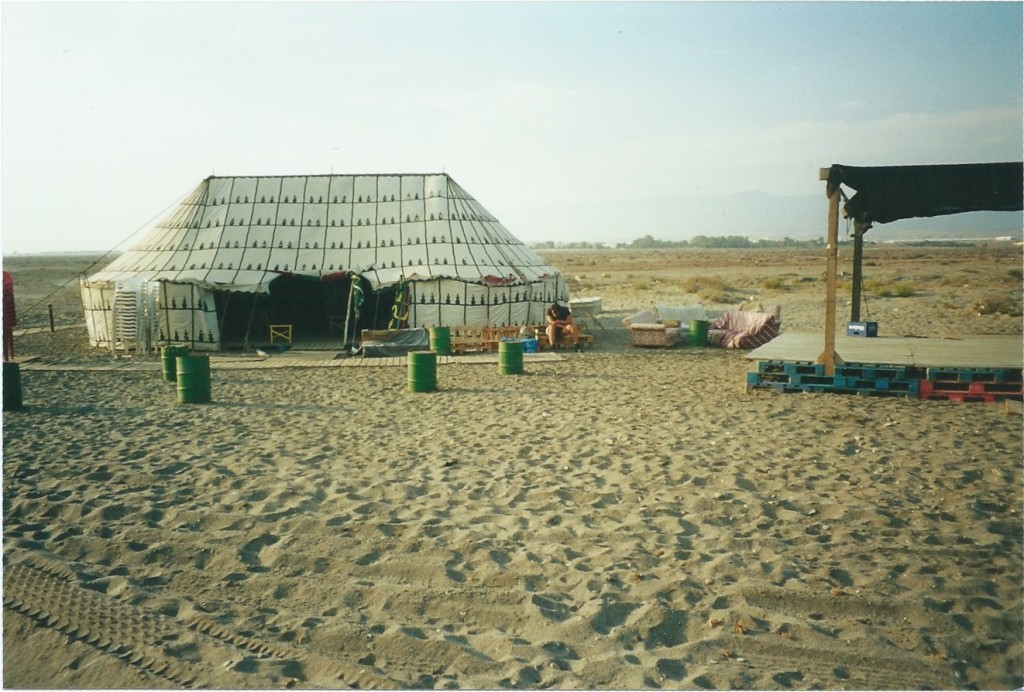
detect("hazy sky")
(2, 1), (1022, 253)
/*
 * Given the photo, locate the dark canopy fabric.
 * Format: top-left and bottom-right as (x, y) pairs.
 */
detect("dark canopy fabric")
(826, 162), (1023, 228)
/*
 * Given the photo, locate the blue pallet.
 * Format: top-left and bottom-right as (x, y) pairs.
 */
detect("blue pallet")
(748, 371), (918, 397)
(753, 371), (887, 389)
(748, 381), (916, 397)
(757, 361), (823, 376)
(748, 372), (834, 385)
(849, 378), (920, 393)
(836, 364), (916, 381)
(846, 387), (917, 398)
(756, 360), (918, 381)
(748, 380), (835, 394)
(926, 367), (1023, 384)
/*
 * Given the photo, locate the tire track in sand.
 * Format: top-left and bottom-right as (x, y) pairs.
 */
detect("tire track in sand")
(3, 553), (395, 688)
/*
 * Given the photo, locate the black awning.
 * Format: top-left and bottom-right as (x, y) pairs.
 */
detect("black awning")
(826, 162), (1023, 227)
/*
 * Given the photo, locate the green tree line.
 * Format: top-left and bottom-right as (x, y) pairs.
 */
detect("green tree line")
(529, 235), (825, 250)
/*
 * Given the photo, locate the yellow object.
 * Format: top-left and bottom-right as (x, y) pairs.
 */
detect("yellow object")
(269, 324), (292, 344)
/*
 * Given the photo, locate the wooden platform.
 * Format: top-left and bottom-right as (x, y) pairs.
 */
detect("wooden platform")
(748, 333), (1023, 370)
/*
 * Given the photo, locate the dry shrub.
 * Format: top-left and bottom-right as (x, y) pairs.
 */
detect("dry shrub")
(679, 275), (735, 303)
(863, 278), (917, 298)
(760, 277), (787, 291)
(973, 294), (1022, 316)
(890, 282), (917, 297)
(938, 273), (970, 287)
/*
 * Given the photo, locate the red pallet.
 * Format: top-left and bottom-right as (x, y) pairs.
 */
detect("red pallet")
(919, 379), (1022, 402)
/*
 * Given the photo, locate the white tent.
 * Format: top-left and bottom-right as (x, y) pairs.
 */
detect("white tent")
(81, 173), (567, 351)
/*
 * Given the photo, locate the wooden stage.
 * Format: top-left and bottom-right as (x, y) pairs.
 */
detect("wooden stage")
(748, 333), (1023, 370)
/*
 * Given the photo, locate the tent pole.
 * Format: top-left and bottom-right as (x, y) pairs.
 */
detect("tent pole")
(817, 168), (843, 375)
(851, 226), (864, 322)
(342, 278), (355, 350)
(243, 290), (260, 353)
(109, 286), (118, 360)
(219, 291), (231, 353)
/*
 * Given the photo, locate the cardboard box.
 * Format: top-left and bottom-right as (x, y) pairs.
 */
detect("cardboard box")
(846, 321), (878, 337)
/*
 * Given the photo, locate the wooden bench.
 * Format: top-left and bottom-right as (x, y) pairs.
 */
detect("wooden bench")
(451, 325), (539, 353)
(360, 328), (398, 343)
(450, 325), (489, 354)
(483, 326), (522, 351)
(409, 325), (590, 354)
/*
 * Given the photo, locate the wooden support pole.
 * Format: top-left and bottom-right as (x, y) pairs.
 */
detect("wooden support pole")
(817, 168), (843, 374)
(851, 226), (863, 322)
(343, 278), (356, 350)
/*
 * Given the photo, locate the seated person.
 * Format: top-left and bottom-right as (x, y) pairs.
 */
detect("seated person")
(546, 301), (580, 351)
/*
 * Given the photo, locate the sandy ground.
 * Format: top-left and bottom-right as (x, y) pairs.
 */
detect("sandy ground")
(2, 244), (1022, 689)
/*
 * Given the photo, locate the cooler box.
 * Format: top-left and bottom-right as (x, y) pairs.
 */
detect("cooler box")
(846, 321), (878, 337)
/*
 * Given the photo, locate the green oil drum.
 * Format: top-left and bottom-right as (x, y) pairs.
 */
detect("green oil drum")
(498, 340), (524, 375)
(429, 326), (452, 356)
(161, 345), (190, 381)
(3, 361), (22, 410)
(689, 320), (710, 347)
(176, 355), (211, 404)
(407, 350), (437, 393)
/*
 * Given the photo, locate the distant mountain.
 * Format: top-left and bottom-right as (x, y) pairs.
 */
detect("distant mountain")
(865, 210), (1024, 241)
(505, 191), (1023, 245)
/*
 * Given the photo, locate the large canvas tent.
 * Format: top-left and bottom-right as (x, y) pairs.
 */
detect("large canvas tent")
(81, 173), (567, 351)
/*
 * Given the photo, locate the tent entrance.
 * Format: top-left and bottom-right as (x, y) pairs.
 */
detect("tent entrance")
(214, 275), (400, 350)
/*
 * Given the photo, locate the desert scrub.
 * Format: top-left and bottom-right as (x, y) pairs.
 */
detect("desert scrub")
(938, 273), (971, 288)
(889, 282), (917, 297)
(863, 278), (917, 298)
(680, 275), (735, 303)
(973, 294), (1022, 316)
(760, 276), (788, 291)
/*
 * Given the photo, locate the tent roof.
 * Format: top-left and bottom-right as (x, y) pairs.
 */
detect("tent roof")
(825, 162), (1023, 228)
(87, 173), (559, 292)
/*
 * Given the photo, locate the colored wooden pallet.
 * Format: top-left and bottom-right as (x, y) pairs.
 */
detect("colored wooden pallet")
(919, 389), (1004, 403)
(756, 360), (919, 381)
(749, 336), (1024, 402)
(836, 364), (918, 381)
(925, 367), (1024, 384)
(753, 372), (847, 388)
(746, 372), (918, 397)
(847, 378), (919, 394)
(756, 361), (823, 376)
(919, 379), (1023, 401)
